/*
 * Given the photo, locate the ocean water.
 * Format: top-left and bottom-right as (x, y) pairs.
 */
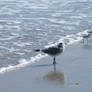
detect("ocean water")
(0, 0), (92, 73)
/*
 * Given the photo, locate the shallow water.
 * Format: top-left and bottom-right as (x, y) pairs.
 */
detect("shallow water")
(0, 0), (92, 73)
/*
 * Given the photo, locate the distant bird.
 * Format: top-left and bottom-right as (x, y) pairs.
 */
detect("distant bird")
(83, 34), (91, 39)
(34, 43), (63, 64)
(82, 33), (91, 43)
(88, 30), (92, 34)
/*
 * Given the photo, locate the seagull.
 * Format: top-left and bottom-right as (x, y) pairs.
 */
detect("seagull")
(34, 43), (63, 64)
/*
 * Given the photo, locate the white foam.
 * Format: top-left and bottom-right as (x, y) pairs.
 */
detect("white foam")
(48, 19), (67, 24)
(0, 25), (3, 29)
(48, 18), (80, 26)
(0, 20), (21, 24)
(13, 42), (31, 47)
(0, 30), (90, 74)
(0, 54), (48, 74)
(0, 36), (15, 41)
(45, 30), (89, 48)
(58, 30), (89, 46)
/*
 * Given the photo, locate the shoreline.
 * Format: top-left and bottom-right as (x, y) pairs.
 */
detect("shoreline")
(0, 29), (90, 74)
(0, 42), (92, 92)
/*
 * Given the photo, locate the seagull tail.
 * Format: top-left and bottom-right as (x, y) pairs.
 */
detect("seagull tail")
(34, 49), (41, 52)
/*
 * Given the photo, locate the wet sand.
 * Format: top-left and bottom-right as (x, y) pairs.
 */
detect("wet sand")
(0, 41), (92, 92)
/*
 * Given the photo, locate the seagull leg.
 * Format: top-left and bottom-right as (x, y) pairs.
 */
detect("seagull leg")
(53, 56), (56, 64)
(53, 64), (56, 72)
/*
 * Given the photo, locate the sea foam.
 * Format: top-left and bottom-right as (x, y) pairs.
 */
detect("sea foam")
(0, 54), (47, 74)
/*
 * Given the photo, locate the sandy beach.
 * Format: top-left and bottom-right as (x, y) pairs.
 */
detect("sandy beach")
(0, 41), (92, 92)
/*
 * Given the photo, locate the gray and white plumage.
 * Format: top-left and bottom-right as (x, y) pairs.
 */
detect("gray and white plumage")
(42, 43), (63, 56)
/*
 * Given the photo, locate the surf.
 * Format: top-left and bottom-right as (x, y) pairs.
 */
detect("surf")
(0, 29), (90, 74)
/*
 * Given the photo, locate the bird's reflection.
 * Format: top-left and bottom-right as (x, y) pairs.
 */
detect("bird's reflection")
(43, 64), (65, 84)
(82, 44), (91, 50)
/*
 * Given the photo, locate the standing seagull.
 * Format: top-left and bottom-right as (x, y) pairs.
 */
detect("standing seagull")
(34, 43), (63, 64)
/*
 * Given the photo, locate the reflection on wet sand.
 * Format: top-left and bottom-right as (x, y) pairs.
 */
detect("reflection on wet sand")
(90, 40), (92, 43)
(43, 64), (65, 84)
(83, 44), (91, 49)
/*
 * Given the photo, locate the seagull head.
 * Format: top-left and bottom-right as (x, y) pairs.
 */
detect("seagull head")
(57, 43), (63, 48)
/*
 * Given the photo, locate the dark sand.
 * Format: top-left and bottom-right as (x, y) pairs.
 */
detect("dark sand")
(0, 42), (92, 92)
